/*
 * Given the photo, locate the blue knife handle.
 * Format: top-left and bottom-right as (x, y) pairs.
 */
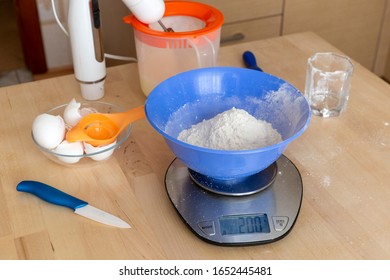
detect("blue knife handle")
(243, 50), (263, 72)
(16, 180), (87, 210)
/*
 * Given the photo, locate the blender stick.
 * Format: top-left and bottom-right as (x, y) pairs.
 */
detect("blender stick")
(158, 20), (174, 32)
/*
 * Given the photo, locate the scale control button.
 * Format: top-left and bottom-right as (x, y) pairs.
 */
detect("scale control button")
(272, 216), (289, 231)
(198, 220), (216, 236)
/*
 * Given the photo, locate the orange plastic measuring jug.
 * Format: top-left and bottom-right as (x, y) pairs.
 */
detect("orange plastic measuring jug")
(66, 105), (145, 146)
(124, 1), (224, 96)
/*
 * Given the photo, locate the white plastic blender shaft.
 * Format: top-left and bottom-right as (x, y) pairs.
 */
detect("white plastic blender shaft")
(68, 0), (106, 100)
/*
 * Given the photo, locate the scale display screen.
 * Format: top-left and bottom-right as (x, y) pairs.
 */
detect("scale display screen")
(219, 214), (270, 235)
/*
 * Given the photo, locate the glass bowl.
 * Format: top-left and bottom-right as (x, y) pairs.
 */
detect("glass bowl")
(32, 101), (132, 166)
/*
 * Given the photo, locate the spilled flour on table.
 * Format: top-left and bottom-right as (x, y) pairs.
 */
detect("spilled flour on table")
(177, 107), (282, 150)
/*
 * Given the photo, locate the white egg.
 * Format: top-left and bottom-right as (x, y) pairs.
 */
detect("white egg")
(54, 140), (84, 164)
(32, 114), (66, 149)
(84, 141), (117, 161)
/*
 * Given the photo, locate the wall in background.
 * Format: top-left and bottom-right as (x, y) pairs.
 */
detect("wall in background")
(36, 0), (72, 69)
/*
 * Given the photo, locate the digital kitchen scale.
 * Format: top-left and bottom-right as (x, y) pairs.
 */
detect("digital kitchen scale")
(165, 155), (303, 246)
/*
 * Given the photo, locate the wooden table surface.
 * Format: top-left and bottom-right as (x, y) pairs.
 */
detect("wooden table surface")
(1, 32), (389, 260)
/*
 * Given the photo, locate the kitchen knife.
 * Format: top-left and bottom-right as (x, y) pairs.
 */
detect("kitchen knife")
(243, 50), (263, 72)
(16, 180), (131, 228)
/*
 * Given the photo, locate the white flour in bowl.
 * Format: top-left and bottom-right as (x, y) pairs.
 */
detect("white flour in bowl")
(177, 107), (282, 150)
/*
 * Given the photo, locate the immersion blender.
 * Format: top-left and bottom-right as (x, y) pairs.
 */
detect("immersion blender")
(68, 0), (106, 100)
(68, 0), (166, 100)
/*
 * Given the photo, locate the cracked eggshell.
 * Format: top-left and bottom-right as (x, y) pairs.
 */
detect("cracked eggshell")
(63, 98), (82, 127)
(54, 140), (84, 164)
(84, 141), (117, 161)
(32, 113), (66, 149)
(63, 99), (98, 127)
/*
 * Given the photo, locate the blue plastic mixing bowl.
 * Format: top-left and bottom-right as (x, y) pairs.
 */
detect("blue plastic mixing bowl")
(145, 67), (311, 180)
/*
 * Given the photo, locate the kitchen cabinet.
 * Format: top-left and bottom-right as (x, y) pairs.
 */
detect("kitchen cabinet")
(385, 55), (390, 82)
(37, 0), (389, 79)
(186, 0), (390, 76)
(282, 0), (389, 74)
(99, 0), (136, 67)
(195, 0), (283, 45)
(378, 2), (390, 81)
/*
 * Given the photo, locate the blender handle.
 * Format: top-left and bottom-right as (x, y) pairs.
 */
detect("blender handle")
(90, 0), (104, 62)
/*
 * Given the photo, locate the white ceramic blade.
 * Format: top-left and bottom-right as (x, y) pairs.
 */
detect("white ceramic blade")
(75, 205), (131, 228)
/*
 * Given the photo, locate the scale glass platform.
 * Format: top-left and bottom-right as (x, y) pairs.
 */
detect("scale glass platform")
(165, 155), (303, 246)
